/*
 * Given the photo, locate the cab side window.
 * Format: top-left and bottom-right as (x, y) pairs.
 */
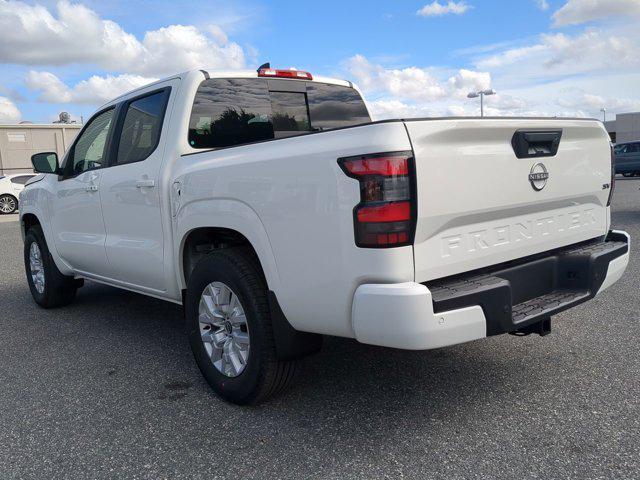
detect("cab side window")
(116, 90), (169, 165)
(67, 108), (115, 176)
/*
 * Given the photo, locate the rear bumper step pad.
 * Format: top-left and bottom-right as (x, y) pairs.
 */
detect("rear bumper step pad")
(426, 232), (629, 336)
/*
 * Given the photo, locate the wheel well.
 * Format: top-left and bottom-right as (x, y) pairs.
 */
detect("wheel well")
(182, 227), (322, 361)
(182, 227), (266, 286)
(22, 213), (40, 233)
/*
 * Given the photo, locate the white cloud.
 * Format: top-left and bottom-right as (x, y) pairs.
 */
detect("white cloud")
(366, 93), (538, 120)
(346, 55), (447, 102)
(536, 0), (550, 10)
(0, 1), (142, 68)
(347, 56), (492, 104)
(345, 55), (506, 119)
(347, 1), (640, 121)
(542, 30), (637, 69)
(343, 50), (640, 120)
(417, 1), (471, 17)
(556, 91), (640, 112)
(476, 44), (546, 69)
(447, 69), (491, 98)
(0, 96), (21, 123)
(0, 0), (245, 76)
(26, 71), (156, 104)
(367, 99), (428, 120)
(553, 0), (640, 26)
(206, 24), (229, 44)
(137, 24), (244, 75)
(475, 28), (640, 74)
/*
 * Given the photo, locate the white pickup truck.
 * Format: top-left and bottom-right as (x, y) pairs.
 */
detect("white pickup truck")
(20, 67), (629, 404)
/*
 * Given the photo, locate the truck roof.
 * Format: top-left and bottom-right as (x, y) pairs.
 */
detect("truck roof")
(103, 69), (354, 108)
(201, 69), (352, 88)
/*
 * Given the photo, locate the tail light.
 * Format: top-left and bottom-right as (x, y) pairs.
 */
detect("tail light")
(339, 151), (416, 248)
(607, 143), (615, 207)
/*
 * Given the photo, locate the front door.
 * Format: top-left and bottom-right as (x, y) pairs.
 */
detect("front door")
(51, 108), (115, 275)
(98, 86), (174, 292)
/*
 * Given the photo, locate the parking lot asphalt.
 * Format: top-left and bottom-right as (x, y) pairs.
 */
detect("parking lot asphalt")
(1, 179), (639, 480)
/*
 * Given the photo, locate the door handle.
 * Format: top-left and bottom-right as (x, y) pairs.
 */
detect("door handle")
(136, 179), (156, 188)
(85, 184), (98, 192)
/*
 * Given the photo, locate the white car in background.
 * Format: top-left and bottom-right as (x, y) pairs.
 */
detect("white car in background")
(0, 173), (36, 214)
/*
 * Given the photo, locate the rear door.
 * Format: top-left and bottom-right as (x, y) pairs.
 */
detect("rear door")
(406, 118), (612, 282)
(98, 83), (175, 292)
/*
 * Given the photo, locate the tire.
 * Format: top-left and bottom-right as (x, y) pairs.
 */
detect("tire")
(185, 248), (299, 405)
(0, 194), (17, 214)
(24, 225), (79, 308)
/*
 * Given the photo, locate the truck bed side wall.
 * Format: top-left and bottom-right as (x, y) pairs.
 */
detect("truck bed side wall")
(173, 122), (415, 337)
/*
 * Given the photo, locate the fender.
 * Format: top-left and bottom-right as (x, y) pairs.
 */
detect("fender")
(174, 197), (282, 297)
(19, 188), (75, 277)
(174, 197), (322, 360)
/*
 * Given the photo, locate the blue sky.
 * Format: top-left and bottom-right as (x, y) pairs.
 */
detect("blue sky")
(1, 0), (639, 123)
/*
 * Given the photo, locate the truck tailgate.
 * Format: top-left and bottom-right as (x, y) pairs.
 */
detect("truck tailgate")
(407, 118), (612, 282)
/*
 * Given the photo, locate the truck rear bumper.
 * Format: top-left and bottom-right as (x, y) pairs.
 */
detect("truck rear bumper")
(352, 230), (629, 350)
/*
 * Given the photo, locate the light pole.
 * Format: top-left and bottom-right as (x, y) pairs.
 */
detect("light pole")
(467, 89), (496, 117)
(600, 107), (607, 122)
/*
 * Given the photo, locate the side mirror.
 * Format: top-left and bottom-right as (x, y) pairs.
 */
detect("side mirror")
(31, 152), (59, 174)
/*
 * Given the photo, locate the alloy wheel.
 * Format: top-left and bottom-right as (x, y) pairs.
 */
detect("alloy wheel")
(198, 282), (251, 377)
(29, 242), (45, 294)
(0, 196), (16, 213)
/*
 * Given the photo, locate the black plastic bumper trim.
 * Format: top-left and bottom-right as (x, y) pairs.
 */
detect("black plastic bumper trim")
(425, 232), (628, 336)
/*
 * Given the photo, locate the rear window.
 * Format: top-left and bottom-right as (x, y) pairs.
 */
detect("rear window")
(188, 78), (370, 149)
(306, 83), (370, 130)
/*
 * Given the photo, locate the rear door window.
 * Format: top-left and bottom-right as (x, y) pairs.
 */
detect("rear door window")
(116, 90), (169, 165)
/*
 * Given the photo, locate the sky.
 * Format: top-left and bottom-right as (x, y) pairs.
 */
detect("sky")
(0, 0), (639, 123)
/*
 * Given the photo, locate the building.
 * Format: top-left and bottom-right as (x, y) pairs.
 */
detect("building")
(604, 120), (617, 143)
(0, 123), (81, 175)
(604, 112), (640, 144)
